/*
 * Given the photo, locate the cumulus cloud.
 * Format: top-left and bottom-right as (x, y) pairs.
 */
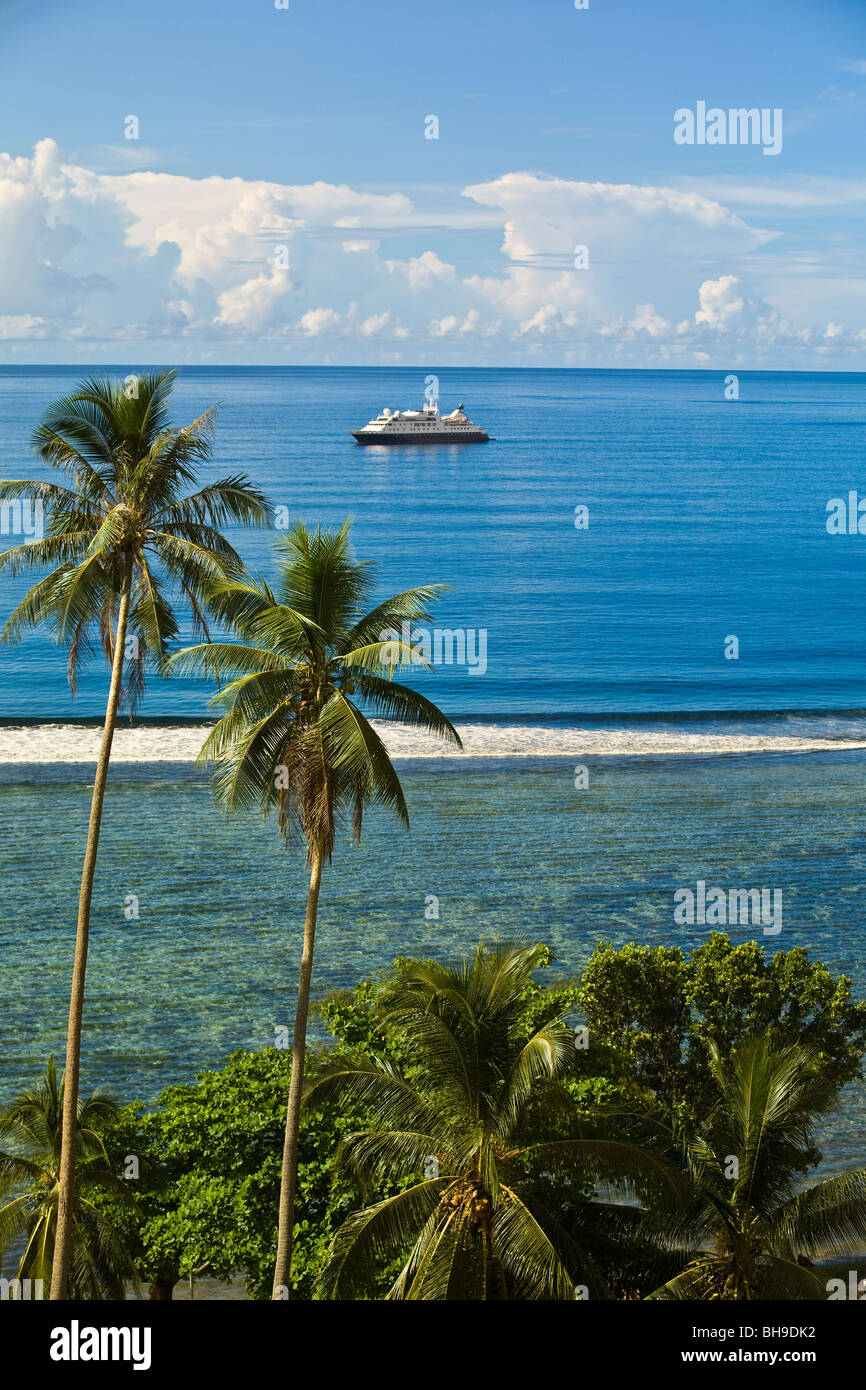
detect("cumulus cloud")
(429, 308), (496, 337)
(214, 268), (293, 334)
(387, 250), (456, 290)
(0, 142), (863, 366)
(628, 303), (671, 338)
(518, 304), (577, 336)
(360, 311), (390, 336)
(299, 306), (341, 337)
(459, 172), (773, 333)
(0, 139), (122, 324)
(693, 275), (745, 329)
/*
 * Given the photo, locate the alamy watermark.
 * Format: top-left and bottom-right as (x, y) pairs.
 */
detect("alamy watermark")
(826, 492), (866, 534)
(826, 1271), (866, 1300)
(673, 879), (782, 936)
(378, 620), (487, 676)
(1, 1276), (43, 1300)
(0, 497), (43, 541)
(50, 1322), (151, 1371)
(674, 103), (782, 156)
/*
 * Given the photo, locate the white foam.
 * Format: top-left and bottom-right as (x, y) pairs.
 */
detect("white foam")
(1, 721), (865, 764)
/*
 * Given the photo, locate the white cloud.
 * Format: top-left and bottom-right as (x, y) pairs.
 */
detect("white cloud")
(386, 249), (456, 290)
(0, 142), (864, 366)
(110, 173), (412, 286)
(429, 308), (495, 337)
(214, 268), (293, 333)
(459, 172), (773, 336)
(0, 313), (47, 338)
(429, 314), (459, 337)
(360, 311), (390, 336)
(518, 305), (568, 336)
(628, 303), (671, 338)
(299, 306), (341, 336)
(694, 276), (745, 330)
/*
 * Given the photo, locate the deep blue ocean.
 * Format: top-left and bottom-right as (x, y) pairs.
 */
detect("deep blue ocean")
(1, 367), (865, 1172)
(2, 365), (866, 718)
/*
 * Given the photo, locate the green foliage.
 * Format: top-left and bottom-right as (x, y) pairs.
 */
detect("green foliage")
(308, 941), (680, 1300)
(168, 518), (461, 859)
(0, 370), (270, 708)
(647, 1034), (866, 1300)
(576, 933), (866, 1157)
(94, 1048), (389, 1299)
(0, 1059), (137, 1299)
(86, 934), (866, 1302)
(318, 980), (386, 1054)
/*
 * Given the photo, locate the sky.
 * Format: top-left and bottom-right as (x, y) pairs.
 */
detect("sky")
(1, 0), (866, 367)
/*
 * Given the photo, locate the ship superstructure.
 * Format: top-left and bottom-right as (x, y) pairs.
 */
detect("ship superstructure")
(351, 402), (489, 444)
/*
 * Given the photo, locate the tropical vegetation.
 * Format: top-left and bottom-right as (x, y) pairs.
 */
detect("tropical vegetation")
(0, 1059), (136, 1300)
(33, 934), (859, 1302)
(0, 371), (270, 1297)
(306, 941), (682, 1299)
(168, 518), (460, 1296)
(645, 1034), (866, 1299)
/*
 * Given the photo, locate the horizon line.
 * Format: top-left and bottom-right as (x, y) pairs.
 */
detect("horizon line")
(2, 363), (866, 377)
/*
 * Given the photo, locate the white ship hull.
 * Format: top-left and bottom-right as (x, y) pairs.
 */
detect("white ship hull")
(351, 401), (489, 445)
(351, 427), (489, 444)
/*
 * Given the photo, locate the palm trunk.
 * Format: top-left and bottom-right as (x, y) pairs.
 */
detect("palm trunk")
(271, 845), (324, 1298)
(50, 575), (132, 1301)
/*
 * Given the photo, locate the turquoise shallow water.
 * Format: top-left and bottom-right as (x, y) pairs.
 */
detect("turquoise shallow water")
(1, 750), (864, 1169)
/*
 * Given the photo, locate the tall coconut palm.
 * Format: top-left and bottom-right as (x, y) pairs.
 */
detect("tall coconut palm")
(0, 371), (270, 1298)
(168, 519), (462, 1297)
(306, 941), (683, 1299)
(647, 1034), (866, 1299)
(0, 1058), (137, 1300)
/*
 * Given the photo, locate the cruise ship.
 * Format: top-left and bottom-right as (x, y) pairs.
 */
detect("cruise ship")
(351, 402), (489, 445)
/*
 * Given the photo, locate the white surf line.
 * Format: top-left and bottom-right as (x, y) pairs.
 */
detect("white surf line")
(1, 722), (866, 764)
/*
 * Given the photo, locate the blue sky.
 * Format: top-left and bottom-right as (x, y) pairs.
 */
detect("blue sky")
(1, 0), (865, 365)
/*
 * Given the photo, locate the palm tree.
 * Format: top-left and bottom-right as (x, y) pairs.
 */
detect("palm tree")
(168, 519), (462, 1297)
(0, 1059), (137, 1300)
(305, 941), (683, 1299)
(648, 1033), (866, 1299)
(0, 371), (270, 1298)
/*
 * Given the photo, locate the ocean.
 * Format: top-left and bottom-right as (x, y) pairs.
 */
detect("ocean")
(1, 366), (865, 1169)
(2, 364), (866, 718)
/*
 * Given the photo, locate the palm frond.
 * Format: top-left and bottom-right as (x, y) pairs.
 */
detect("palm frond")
(317, 1180), (447, 1299)
(351, 673), (462, 746)
(769, 1170), (866, 1258)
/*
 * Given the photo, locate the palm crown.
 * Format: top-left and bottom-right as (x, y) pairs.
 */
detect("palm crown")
(649, 1034), (866, 1299)
(0, 370), (270, 703)
(170, 518), (461, 858)
(307, 942), (681, 1300)
(0, 1059), (135, 1300)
